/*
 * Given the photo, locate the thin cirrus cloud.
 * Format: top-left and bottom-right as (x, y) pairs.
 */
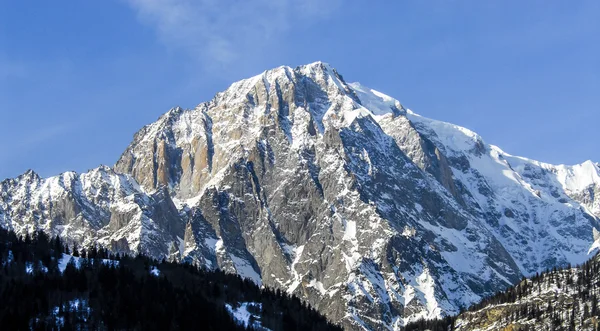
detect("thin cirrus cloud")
(0, 123), (73, 165)
(124, 0), (340, 71)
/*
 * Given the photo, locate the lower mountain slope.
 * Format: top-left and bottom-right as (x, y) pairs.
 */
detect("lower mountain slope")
(406, 252), (600, 331)
(0, 228), (341, 331)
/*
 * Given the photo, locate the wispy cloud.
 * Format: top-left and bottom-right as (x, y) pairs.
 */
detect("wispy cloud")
(124, 0), (339, 72)
(0, 123), (73, 156)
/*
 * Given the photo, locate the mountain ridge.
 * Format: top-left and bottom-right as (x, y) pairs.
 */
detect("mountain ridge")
(1, 61), (599, 330)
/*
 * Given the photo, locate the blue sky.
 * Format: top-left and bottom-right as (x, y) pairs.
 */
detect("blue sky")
(0, 1), (598, 180)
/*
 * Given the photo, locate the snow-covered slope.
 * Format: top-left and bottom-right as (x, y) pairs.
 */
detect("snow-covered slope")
(402, 110), (600, 274)
(0, 166), (183, 257)
(1, 62), (599, 330)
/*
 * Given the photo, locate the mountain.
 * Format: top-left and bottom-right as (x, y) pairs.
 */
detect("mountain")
(406, 252), (600, 331)
(1, 62), (599, 330)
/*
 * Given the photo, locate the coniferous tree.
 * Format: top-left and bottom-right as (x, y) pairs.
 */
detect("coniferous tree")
(0, 227), (342, 331)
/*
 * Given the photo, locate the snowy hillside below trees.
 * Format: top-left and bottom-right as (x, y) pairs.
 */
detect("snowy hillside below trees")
(0, 227), (341, 331)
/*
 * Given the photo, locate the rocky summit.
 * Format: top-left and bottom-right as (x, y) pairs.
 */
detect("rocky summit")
(1, 62), (599, 330)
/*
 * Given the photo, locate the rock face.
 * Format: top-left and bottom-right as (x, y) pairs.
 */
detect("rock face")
(0, 166), (183, 257)
(2, 62), (600, 330)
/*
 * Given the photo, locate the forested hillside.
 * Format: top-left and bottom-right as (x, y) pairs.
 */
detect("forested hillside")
(0, 228), (341, 331)
(406, 253), (600, 331)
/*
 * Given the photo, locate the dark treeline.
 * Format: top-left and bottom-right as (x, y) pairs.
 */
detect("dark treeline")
(404, 316), (454, 331)
(406, 253), (600, 331)
(0, 228), (342, 331)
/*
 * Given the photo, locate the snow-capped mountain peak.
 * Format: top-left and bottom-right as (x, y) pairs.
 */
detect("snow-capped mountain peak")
(2, 62), (599, 330)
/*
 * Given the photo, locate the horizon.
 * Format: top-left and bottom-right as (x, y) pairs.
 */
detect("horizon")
(1, 1), (598, 179)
